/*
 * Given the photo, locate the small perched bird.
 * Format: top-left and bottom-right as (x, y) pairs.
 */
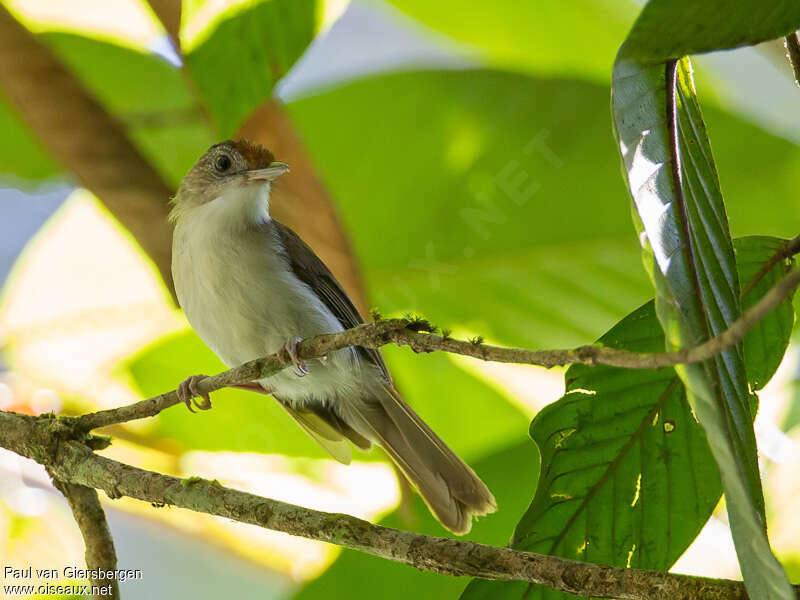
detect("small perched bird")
(170, 140), (496, 534)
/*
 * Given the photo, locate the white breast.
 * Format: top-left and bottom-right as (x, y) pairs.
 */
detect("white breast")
(171, 187), (367, 407)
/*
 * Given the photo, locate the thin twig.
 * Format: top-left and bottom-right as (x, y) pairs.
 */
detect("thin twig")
(741, 233), (800, 296)
(52, 480), (120, 600)
(72, 265), (800, 432)
(72, 318), (413, 431)
(0, 414), (763, 600)
(785, 32), (800, 87)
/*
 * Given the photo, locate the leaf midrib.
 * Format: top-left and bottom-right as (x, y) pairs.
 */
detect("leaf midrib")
(519, 376), (680, 600)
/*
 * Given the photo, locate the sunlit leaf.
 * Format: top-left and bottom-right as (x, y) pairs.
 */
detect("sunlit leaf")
(462, 237), (796, 600)
(612, 3), (800, 595)
(463, 302), (717, 600)
(620, 0), (800, 62)
(288, 69), (800, 351)
(183, 0), (323, 137)
(43, 32), (213, 186)
(385, 0), (636, 82)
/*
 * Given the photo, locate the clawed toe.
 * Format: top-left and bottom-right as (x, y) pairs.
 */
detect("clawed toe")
(282, 337), (309, 377)
(177, 374), (212, 412)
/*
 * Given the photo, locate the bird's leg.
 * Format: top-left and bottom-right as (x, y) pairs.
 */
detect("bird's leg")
(281, 337), (309, 377)
(232, 382), (273, 394)
(177, 374), (212, 412)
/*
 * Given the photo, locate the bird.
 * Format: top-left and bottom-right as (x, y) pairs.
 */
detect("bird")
(169, 139), (496, 534)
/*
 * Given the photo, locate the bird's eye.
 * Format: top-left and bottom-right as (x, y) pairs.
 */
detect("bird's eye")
(214, 154), (232, 173)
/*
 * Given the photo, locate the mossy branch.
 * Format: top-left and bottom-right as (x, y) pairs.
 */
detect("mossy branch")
(3, 241), (800, 600)
(0, 410), (782, 600)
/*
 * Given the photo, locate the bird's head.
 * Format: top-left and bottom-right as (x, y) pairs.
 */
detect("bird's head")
(170, 140), (289, 224)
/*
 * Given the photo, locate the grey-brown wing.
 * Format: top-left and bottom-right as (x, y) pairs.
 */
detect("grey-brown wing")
(270, 219), (390, 379)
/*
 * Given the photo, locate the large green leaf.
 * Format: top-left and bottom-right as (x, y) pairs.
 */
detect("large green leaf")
(295, 439), (539, 600)
(463, 303), (719, 600)
(124, 329), (527, 461)
(183, 0), (324, 137)
(612, 4), (800, 596)
(462, 237), (796, 600)
(288, 71), (652, 350)
(621, 0), (800, 62)
(384, 0), (636, 82)
(288, 69), (800, 351)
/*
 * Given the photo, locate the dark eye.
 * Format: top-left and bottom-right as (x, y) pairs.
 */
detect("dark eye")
(215, 154), (232, 173)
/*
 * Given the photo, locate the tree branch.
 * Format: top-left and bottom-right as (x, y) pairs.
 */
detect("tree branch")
(147, 0), (181, 48)
(2, 255), (799, 600)
(51, 480), (120, 600)
(68, 263), (800, 432)
(0, 411), (774, 600)
(144, 0), (370, 315)
(0, 5), (177, 301)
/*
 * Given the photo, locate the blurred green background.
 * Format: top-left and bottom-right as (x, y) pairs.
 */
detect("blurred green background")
(1, 0), (800, 598)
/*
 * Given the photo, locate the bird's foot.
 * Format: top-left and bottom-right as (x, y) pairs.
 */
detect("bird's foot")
(281, 337), (309, 377)
(177, 374), (212, 412)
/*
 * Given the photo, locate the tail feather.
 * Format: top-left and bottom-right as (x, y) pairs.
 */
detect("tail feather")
(343, 385), (496, 535)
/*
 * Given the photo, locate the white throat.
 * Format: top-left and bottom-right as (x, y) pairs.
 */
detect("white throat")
(176, 182), (271, 231)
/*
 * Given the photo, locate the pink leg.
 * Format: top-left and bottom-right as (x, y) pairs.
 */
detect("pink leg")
(281, 337), (309, 377)
(232, 382), (273, 394)
(177, 374), (212, 412)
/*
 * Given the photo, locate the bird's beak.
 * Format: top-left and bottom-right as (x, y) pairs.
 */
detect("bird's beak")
(247, 162), (290, 182)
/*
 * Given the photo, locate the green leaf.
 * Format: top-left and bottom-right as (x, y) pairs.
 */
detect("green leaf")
(0, 31), (215, 187)
(41, 32), (214, 187)
(124, 329), (526, 461)
(183, 0), (322, 137)
(125, 329), (331, 458)
(288, 68), (800, 354)
(613, 2), (800, 591)
(619, 0), (800, 63)
(0, 90), (59, 183)
(296, 439), (539, 600)
(288, 71), (654, 350)
(0, 3), (328, 186)
(381, 345), (527, 461)
(385, 0), (637, 82)
(462, 302), (720, 600)
(737, 236), (796, 390)
(462, 237), (796, 600)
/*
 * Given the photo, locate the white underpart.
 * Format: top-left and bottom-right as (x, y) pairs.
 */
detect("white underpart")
(172, 182), (375, 407)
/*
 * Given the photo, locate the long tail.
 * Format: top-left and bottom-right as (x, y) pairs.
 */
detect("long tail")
(343, 384), (496, 535)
